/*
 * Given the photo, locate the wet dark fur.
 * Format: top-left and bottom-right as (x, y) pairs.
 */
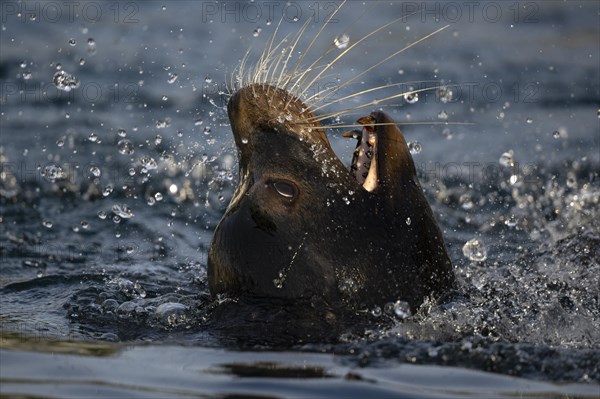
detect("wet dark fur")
(208, 84), (454, 312)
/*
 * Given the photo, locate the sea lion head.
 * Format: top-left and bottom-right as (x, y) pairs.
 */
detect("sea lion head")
(208, 83), (454, 312)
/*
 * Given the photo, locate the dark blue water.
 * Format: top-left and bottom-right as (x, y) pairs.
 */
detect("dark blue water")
(1, 1), (599, 397)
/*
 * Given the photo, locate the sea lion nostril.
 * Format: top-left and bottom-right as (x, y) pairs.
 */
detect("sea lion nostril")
(272, 180), (298, 199)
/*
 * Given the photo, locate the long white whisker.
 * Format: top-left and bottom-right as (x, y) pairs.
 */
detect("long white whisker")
(267, 35), (291, 90)
(252, 33), (289, 87)
(238, 47), (252, 88)
(307, 80), (441, 111)
(263, 16), (285, 96)
(313, 25), (451, 108)
(296, 14), (413, 100)
(316, 121), (474, 129)
(284, 0), (347, 93)
(305, 85), (448, 121)
(275, 18), (313, 91)
(287, 45), (337, 100)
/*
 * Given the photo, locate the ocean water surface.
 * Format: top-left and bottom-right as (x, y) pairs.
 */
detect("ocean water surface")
(1, 1), (599, 397)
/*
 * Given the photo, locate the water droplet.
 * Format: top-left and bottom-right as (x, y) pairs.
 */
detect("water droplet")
(117, 139), (134, 155)
(204, 76), (212, 83)
(134, 282), (146, 298)
(371, 306), (382, 317)
(22, 71), (32, 80)
(334, 34), (349, 49)
(437, 110), (448, 120)
(404, 92), (419, 104)
(112, 204), (134, 219)
(102, 185), (113, 197)
(139, 155), (157, 171)
(79, 58), (86, 66)
(405, 217), (411, 225)
(53, 70), (80, 92)
(408, 141), (422, 154)
(41, 164), (64, 182)
(338, 278), (357, 294)
(167, 73), (178, 84)
(81, 220), (89, 229)
(88, 132), (98, 142)
(393, 300), (411, 319)
(437, 86), (453, 103)
(56, 138), (65, 147)
(505, 215), (517, 227)
(552, 127), (568, 139)
(252, 27), (262, 37)
(442, 127), (453, 140)
(499, 151), (515, 168)
(89, 166), (101, 177)
(462, 239), (487, 262)
(154, 192), (163, 201)
(19, 61), (27, 68)
(566, 173), (577, 189)
(203, 126), (211, 134)
(42, 220), (53, 228)
(97, 210), (107, 220)
(68, 38), (76, 46)
(460, 194), (474, 210)
(154, 135), (162, 145)
(87, 38), (96, 46)
(117, 128), (127, 137)
(155, 302), (187, 326)
(241, 138), (248, 144)
(526, 117), (533, 124)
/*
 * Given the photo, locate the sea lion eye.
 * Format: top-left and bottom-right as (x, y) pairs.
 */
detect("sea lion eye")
(271, 180), (298, 199)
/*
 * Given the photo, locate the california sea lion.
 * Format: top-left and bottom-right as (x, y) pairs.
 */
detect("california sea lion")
(208, 82), (455, 312)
